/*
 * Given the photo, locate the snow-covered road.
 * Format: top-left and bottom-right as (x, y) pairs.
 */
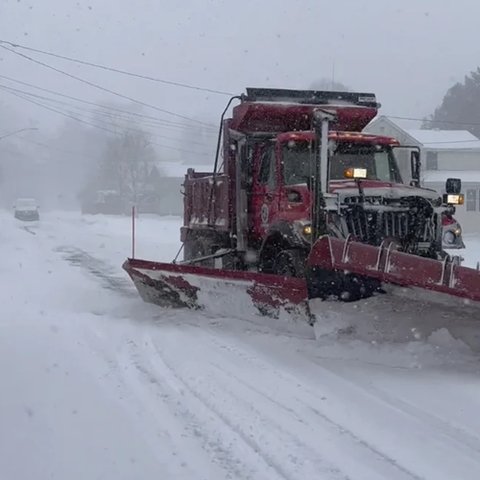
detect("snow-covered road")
(1, 210), (480, 480)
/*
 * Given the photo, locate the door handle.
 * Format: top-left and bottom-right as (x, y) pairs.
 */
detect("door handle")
(265, 192), (274, 201)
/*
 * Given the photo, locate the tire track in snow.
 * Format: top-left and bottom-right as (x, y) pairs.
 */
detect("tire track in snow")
(20, 225), (37, 235)
(53, 245), (136, 297)
(192, 327), (480, 480)
(141, 333), (333, 480)
(156, 327), (423, 480)
(317, 363), (480, 459)
(208, 362), (423, 480)
(124, 335), (297, 480)
(78, 326), (234, 480)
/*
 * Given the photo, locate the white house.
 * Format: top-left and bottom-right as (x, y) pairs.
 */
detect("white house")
(364, 116), (480, 232)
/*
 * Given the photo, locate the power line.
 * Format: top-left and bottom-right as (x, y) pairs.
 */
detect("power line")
(387, 115), (480, 127)
(0, 84), (214, 148)
(6, 88), (118, 134)
(0, 74), (218, 133)
(0, 39), (234, 96)
(1, 47), (473, 132)
(0, 44), (217, 128)
(2, 87), (211, 156)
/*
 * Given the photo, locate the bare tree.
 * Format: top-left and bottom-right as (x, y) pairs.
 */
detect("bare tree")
(100, 129), (159, 204)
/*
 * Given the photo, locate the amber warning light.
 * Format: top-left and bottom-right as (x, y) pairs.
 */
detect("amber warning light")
(344, 167), (367, 179)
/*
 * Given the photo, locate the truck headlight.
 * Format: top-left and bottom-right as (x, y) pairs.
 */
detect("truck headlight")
(443, 231), (456, 244)
(303, 224), (312, 236)
(293, 221), (312, 242)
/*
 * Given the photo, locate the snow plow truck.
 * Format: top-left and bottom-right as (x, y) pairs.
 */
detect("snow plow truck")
(123, 88), (480, 335)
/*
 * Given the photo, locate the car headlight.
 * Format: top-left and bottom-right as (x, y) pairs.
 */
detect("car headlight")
(454, 227), (462, 236)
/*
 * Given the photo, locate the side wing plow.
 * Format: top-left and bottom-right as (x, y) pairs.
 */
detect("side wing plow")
(307, 236), (480, 307)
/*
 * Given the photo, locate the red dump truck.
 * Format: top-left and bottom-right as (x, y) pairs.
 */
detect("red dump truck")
(124, 88), (480, 324)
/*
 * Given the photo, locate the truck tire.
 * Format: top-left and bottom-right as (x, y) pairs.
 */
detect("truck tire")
(183, 236), (211, 266)
(272, 249), (306, 278)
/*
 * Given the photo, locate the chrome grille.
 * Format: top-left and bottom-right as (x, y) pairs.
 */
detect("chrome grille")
(344, 209), (439, 246)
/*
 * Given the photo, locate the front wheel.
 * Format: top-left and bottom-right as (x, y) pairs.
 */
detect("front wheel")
(272, 249), (306, 278)
(183, 235), (215, 267)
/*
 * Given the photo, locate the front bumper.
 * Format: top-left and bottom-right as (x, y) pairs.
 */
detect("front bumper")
(15, 211), (39, 221)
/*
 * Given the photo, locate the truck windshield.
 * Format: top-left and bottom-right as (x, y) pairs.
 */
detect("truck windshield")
(282, 141), (403, 185)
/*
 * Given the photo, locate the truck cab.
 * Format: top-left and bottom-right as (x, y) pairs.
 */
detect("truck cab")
(250, 131), (407, 237)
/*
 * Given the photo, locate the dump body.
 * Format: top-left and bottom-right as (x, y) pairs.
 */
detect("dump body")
(182, 170), (230, 233)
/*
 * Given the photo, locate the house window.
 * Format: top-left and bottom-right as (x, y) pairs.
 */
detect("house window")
(425, 151), (438, 170)
(466, 189), (477, 211)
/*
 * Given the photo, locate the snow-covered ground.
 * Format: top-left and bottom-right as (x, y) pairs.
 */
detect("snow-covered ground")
(459, 233), (480, 269)
(1, 210), (480, 480)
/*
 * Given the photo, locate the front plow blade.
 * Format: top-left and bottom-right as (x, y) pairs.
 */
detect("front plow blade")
(123, 258), (311, 322)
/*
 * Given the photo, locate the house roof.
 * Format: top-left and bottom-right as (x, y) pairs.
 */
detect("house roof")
(365, 116), (480, 150)
(159, 161), (214, 178)
(405, 129), (480, 150)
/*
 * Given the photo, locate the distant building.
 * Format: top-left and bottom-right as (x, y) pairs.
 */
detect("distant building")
(364, 116), (480, 232)
(155, 161), (213, 216)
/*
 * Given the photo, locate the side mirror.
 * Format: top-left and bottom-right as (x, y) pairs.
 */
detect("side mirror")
(446, 178), (461, 194)
(410, 150), (421, 186)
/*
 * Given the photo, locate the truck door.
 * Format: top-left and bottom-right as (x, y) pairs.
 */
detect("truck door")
(251, 143), (279, 237)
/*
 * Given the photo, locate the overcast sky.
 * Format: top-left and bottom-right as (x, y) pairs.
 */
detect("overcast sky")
(1, 0), (480, 146)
